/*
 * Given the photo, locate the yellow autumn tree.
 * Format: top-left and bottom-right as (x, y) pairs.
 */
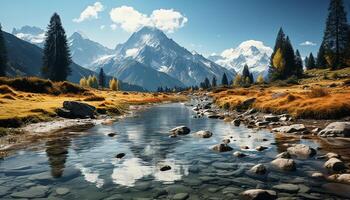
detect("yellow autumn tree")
(272, 48), (285, 71)
(109, 78), (118, 91)
(87, 75), (98, 88)
(233, 74), (242, 86)
(256, 74), (264, 84)
(79, 77), (88, 87)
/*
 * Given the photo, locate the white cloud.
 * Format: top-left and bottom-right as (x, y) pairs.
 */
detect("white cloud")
(109, 6), (187, 33)
(110, 24), (117, 30)
(300, 41), (317, 46)
(73, 2), (104, 23)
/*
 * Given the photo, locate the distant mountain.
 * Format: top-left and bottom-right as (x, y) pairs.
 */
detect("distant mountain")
(12, 26), (45, 48)
(68, 32), (114, 67)
(92, 26), (235, 90)
(3, 31), (145, 91)
(208, 40), (272, 78)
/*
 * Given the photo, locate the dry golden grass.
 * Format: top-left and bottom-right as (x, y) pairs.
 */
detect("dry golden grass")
(0, 77), (187, 128)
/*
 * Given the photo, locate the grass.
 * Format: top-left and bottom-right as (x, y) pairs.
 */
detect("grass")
(0, 77), (187, 128)
(212, 67), (350, 119)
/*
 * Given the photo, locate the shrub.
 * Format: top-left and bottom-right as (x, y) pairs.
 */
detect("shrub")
(307, 87), (329, 98)
(286, 75), (299, 85)
(84, 95), (105, 101)
(57, 81), (87, 94)
(0, 85), (15, 95)
(329, 72), (338, 80)
(0, 77), (55, 93)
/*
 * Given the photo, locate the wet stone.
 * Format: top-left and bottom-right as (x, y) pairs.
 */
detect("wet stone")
(160, 165), (171, 171)
(55, 187), (70, 195)
(272, 183), (299, 193)
(115, 153), (126, 159)
(173, 193), (189, 200)
(11, 185), (49, 198)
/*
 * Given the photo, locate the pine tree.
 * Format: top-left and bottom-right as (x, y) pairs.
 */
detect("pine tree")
(242, 65), (253, 83)
(306, 53), (316, 70)
(316, 42), (327, 68)
(0, 23), (7, 77)
(204, 77), (211, 89)
(270, 27), (286, 67)
(283, 36), (296, 77)
(304, 56), (309, 69)
(211, 76), (217, 88)
(42, 13), (72, 81)
(221, 73), (228, 86)
(295, 50), (303, 77)
(98, 68), (105, 88)
(322, 0), (349, 69)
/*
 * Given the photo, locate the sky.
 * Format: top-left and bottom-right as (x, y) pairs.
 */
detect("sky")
(1, 0), (350, 57)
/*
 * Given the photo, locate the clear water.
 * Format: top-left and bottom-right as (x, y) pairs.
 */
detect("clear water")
(0, 103), (349, 199)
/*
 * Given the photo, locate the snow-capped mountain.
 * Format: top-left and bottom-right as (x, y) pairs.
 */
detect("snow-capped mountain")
(92, 26), (234, 90)
(208, 40), (272, 78)
(12, 26), (45, 48)
(68, 31), (114, 67)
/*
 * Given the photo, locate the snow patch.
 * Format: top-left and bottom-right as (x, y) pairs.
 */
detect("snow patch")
(125, 48), (139, 58)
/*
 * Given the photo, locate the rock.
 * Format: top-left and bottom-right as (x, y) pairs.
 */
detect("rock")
(271, 158), (296, 171)
(11, 186), (49, 198)
(233, 151), (247, 158)
(276, 152), (291, 159)
(255, 146), (268, 151)
(207, 114), (220, 119)
(195, 130), (213, 138)
(244, 108), (257, 115)
(264, 115), (280, 122)
(316, 152), (340, 160)
(115, 153), (125, 159)
(322, 183), (350, 198)
(250, 164), (267, 175)
(170, 126), (191, 136)
(160, 165), (171, 171)
(173, 193), (189, 200)
(107, 132), (117, 137)
(272, 183), (299, 193)
(56, 187), (70, 195)
(311, 172), (324, 178)
(240, 189), (277, 200)
(287, 144), (316, 158)
(222, 138), (230, 144)
(232, 119), (241, 126)
(211, 143), (233, 152)
(329, 173), (350, 184)
(272, 124), (306, 133)
(311, 128), (321, 134)
(57, 101), (96, 119)
(318, 122), (350, 137)
(241, 145), (250, 150)
(324, 158), (346, 171)
(255, 121), (269, 127)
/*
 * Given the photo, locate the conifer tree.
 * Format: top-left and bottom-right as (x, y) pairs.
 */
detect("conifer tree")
(304, 56), (309, 69)
(211, 76), (217, 88)
(316, 42), (327, 68)
(42, 13), (71, 81)
(221, 73), (228, 86)
(0, 23), (7, 77)
(306, 53), (316, 70)
(283, 36), (296, 77)
(270, 28), (286, 67)
(295, 50), (303, 77)
(98, 68), (105, 88)
(242, 65), (254, 83)
(204, 77), (211, 89)
(322, 0), (349, 69)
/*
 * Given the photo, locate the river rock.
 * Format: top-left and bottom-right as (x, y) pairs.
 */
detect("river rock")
(255, 146), (268, 151)
(57, 101), (96, 119)
(173, 193), (189, 200)
(322, 183), (350, 198)
(328, 173), (350, 184)
(255, 121), (269, 127)
(211, 143), (233, 152)
(287, 144), (316, 158)
(232, 119), (241, 126)
(115, 153), (125, 159)
(170, 126), (191, 136)
(222, 138), (230, 144)
(271, 158), (296, 171)
(311, 172), (324, 178)
(272, 183), (299, 193)
(11, 185), (49, 198)
(250, 164), (267, 175)
(318, 122), (350, 137)
(316, 152), (340, 160)
(195, 130), (213, 138)
(272, 124), (306, 133)
(240, 189), (277, 200)
(264, 115), (280, 122)
(233, 151), (247, 158)
(56, 187), (70, 195)
(276, 152), (291, 159)
(160, 165), (171, 171)
(324, 158), (346, 171)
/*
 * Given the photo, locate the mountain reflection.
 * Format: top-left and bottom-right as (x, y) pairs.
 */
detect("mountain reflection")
(45, 137), (71, 178)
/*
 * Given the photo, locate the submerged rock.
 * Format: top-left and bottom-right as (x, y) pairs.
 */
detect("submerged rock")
(195, 130), (213, 138)
(272, 183), (299, 193)
(318, 122), (350, 137)
(316, 152), (341, 160)
(328, 173), (350, 184)
(115, 153), (125, 159)
(173, 193), (189, 200)
(322, 183), (350, 198)
(249, 164), (267, 175)
(232, 119), (241, 126)
(160, 165), (171, 171)
(324, 158), (346, 171)
(271, 158), (296, 171)
(170, 126), (191, 136)
(233, 151), (247, 158)
(11, 186), (49, 198)
(272, 124), (306, 133)
(287, 144), (316, 158)
(255, 146), (268, 151)
(222, 138), (231, 144)
(275, 152), (291, 159)
(212, 143), (233, 152)
(240, 189), (277, 200)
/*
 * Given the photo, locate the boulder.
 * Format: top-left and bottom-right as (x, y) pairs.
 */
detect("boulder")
(255, 146), (268, 151)
(212, 143), (233, 152)
(160, 165), (171, 171)
(232, 119), (241, 126)
(249, 164), (267, 175)
(115, 153), (125, 159)
(275, 152), (291, 159)
(222, 138), (231, 144)
(287, 144), (316, 158)
(240, 189), (277, 200)
(264, 115), (279, 122)
(272, 124), (306, 133)
(324, 158), (346, 171)
(57, 101), (96, 119)
(318, 122), (350, 137)
(240, 98), (256, 110)
(233, 151), (247, 158)
(316, 152), (341, 160)
(329, 173), (350, 184)
(255, 121), (269, 127)
(170, 126), (191, 136)
(195, 130), (213, 138)
(271, 158), (296, 171)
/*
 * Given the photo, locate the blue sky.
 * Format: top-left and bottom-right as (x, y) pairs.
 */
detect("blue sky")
(1, 0), (349, 57)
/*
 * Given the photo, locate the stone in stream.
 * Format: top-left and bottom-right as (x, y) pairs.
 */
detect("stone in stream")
(195, 130), (213, 138)
(318, 122), (350, 137)
(324, 158), (346, 171)
(169, 126), (191, 136)
(232, 119), (241, 126)
(287, 144), (316, 158)
(272, 124), (306, 134)
(271, 158), (296, 171)
(11, 185), (49, 198)
(56, 187), (70, 195)
(211, 143), (233, 152)
(316, 152), (340, 160)
(255, 121), (269, 127)
(263, 114), (280, 122)
(115, 153), (125, 159)
(240, 189), (277, 200)
(160, 165), (171, 171)
(233, 151), (247, 158)
(272, 183), (299, 193)
(311, 172), (324, 178)
(275, 152), (291, 159)
(107, 132), (117, 137)
(222, 138), (231, 144)
(328, 173), (350, 184)
(322, 183), (350, 198)
(255, 146), (268, 151)
(241, 145), (250, 150)
(249, 164), (267, 175)
(172, 193), (189, 200)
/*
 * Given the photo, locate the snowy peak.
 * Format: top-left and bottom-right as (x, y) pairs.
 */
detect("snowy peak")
(12, 26), (45, 47)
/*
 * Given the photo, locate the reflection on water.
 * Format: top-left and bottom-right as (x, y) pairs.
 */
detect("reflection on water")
(1, 102), (350, 199)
